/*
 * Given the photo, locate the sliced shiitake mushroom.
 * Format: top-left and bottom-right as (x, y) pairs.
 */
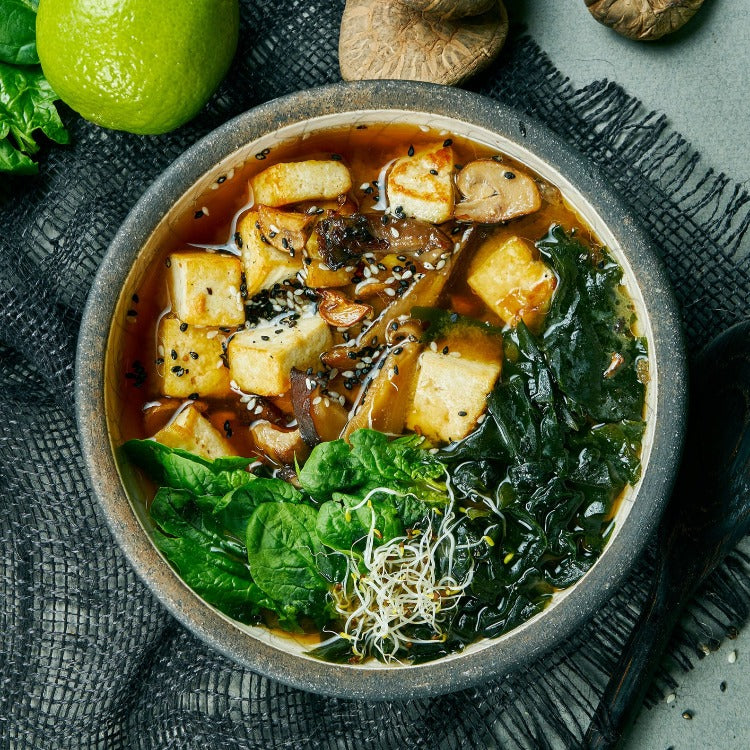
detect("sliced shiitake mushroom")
(455, 159), (541, 223)
(290, 369), (349, 446)
(401, 0), (495, 21)
(585, 0), (704, 41)
(250, 421), (310, 465)
(342, 341), (422, 439)
(317, 289), (373, 328)
(257, 205), (315, 254)
(316, 213), (452, 270)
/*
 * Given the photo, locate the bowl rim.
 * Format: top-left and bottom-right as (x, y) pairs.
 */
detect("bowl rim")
(75, 79), (688, 701)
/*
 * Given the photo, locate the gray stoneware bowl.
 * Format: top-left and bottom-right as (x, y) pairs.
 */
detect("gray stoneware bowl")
(76, 80), (687, 701)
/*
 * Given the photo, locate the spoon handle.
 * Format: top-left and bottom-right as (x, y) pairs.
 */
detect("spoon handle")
(582, 562), (683, 750)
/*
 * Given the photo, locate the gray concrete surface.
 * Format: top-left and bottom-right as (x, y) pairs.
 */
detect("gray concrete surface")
(506, 1), (750, 747)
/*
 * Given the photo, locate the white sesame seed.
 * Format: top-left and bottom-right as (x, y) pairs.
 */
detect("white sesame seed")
(305, 378), (313, 390)
(201, 206), (209, 216)
(359, 182), (370, 191)
(401, 270), (413, 280)
(436, 259), (446, 270)
(450, 351), (462, 358)
(294, 288), (304, 296)
(312, 396), (322, 405)
(269, 224), (280, 234)
(386, 275), (397, 283)
(324, 398), (330, 407)
(342, 370), (355, 378)
(384, 288), (396, 297)
(369, 264), (380, 275)
(423, 262), (435, 270)
(206, 330), (218, 339)
(430, 341), (438, 352)
(216, 359), (224, 368)
(329, 369), (339, 379)
(240, 394), (251, 403)
(477, 413), (486, 423)
(363, 266), (372, 279)
(666, 693), (676, 704)
(254, 404), (263, 415)
(339, 395), (345, 405)
(728, 650), (737, 663)
(157, 345), (164, 356)
(345, 265), (356, 272)
(390, 228), (400, 238)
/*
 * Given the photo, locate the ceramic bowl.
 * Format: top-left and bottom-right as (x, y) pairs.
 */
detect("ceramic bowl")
(76, 80), (687, 701)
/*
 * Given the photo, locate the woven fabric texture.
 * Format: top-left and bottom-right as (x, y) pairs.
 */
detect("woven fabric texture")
(1, 2), (749, 748)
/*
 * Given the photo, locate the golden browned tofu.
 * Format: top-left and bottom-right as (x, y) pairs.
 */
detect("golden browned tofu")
(251, 160), (353, 207)
(227, 316), (333, 396)
(159, 318), (231, 398)
(238, 211), (303, 297)
(386, 144), (454, 224)
(167, 251), (244, 327)
(467, 235), (556, 326)
(153, 405), (235, 460)
(406, 350), (501, 443)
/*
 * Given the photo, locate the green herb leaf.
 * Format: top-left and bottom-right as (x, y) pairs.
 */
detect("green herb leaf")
(123, 439), (256, 496)
(0, 0), (38, 65)
(246, 503), (341, 627)
(150, 488), (272, 622)
(0, 61), (68, 174)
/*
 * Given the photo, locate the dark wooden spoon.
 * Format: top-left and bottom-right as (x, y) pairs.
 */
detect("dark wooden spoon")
(583, 320), (750, 750)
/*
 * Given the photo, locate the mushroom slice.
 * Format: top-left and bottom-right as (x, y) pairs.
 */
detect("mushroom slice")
(257, 205), (315, 255)
(250, 421), (310, 465)
(317, 289), (373, 328)
(455, 159), (541, 223)
(342, 341), (422, 439)
(290, 369), (349, 446)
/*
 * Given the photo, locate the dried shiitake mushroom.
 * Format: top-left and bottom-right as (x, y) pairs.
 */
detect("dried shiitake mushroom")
(339, 0), (508, 86)
(585, 0), (704, 41)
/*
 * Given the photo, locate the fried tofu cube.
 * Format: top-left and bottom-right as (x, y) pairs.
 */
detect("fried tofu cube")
(227, 316), (333, 396)
(386, 144), (454, 224)
(467, 235), (556, 326)
(153, 405), (235, 460)
(159, 318), (231, 398)
(238, 211), (303, 297)
(406, 350), (501, 443)
(167, 251), (244, 327)
(251, 160), (353, 207)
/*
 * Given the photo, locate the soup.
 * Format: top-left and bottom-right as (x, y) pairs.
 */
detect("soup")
(117, 123), (647, 664)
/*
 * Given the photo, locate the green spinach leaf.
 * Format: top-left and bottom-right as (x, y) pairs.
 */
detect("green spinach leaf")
(0, 61), (68, 174)
(246, 503), (341, 627)
(123, 439), (256, 496)
(150, 488), (272, 622)
(0, 0), (38, 65)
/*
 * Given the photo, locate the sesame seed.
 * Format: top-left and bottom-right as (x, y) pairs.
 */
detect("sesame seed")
(430, 342), (438, 352)
(682, 711), (693, 720)
(179, 322), (188, 332)
(384, 288), (396, 297)
(407, 144), (415, 156)
(312, 396), (322, 405)
(254, 404), (263, 415)
(450, 351), (462, 358)
(443, 138), (453, 146)
(458, 410), (467, 417)
(429, 169), (438, 176)
(728, 650), (737, 663)
(504, 171), (516, 180)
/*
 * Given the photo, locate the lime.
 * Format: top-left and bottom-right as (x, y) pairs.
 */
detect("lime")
(36, 0), (239, 135)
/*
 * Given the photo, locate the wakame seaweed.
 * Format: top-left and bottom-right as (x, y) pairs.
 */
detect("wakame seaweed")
(124, 226), (647, 665)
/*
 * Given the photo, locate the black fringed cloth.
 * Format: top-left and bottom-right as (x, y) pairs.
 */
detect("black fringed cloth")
(1, 2), (749, 747)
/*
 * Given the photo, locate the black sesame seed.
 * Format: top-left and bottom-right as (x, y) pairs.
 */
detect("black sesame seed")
(408, 144), (415, 156)
(449, 313), (459, 323)
(189, 351), (199, 359)
(165, 258), (172, 267)
(397, 255), (407, 262)
(381, 215), (389, 226)
(458, 410), (467, 417)
(261, 335), (270, 341)
(179, 322), (188, 332)
(393, 265), (403, 273)
(356, 124), (367, 129)
(364, 186), (373, 195)
(234, 231), (243, 248)
(126, 309), (137, 317)
(155, 357), (164, 365)
(289, 248), (295, 257)
(188, 393), (199, 400)
(389, 321), (399, 331)
(281, 237), (289, 249)
(170, 350), (177, 360)
(429, 169), (438, 176)
(331, 153), (342, 161)
(206, 287), (213, 295)
(217, 175), (226, 184)
(194, 210), (204, 219)
(393, 347), (403, 355)
(455, 164), (463, 171)
(442, 346), (449, 354)
(219, 327), (231, 333)
(393, 365), (399, 375)
(131, 293), (139, 303)
(171, 365), (184, 375)
(491, 154), (503, 162)
(504, 171), (516, 180)
(720, 681), (727, 692)
(304, 256), (312, 265)
(443, 138), (452, 147)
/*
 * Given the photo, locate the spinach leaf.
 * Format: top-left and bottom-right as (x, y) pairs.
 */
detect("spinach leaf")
(123, 439), (256, 496)
(0, 0), (38, 65)
(0, 61), (68, 174)
(150, 488), (272, 623)
(297, 439), (363, 499)
(197, 478), (303, 541)
(316, 492), (404, 554)
(246, 503), (341, 627)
